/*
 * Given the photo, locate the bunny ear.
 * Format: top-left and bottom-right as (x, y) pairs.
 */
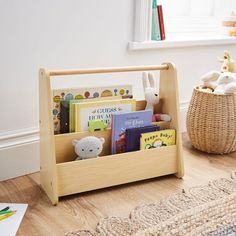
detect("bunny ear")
(148, 72), (155, 88)
(142, 72), (150, 89)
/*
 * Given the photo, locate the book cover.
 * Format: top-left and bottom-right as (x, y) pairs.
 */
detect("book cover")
(140, 129), (176, 150)
(125, 125), (160, 152)
(151, 0), (161, 40)
(0, 203), (28, 236)
(69, 96), (123, 133)
(74, 99), (136, 132)
(60, 100), (69, 134)
(111, 110), (153, 154)
(52, 85), (133, 134)
(157, 5), (165, 40)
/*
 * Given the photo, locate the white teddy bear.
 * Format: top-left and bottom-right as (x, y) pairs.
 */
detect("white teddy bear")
(72, 136), (105, 161)
(201, 71), (236, 94)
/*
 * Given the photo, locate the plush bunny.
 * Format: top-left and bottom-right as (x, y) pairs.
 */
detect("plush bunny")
(142, 72), (171, 122)
(217, 50), (236, 73)
(201, 71), (236, 94)
(214, 72), (236, 94)
(72, 136), (105, 161)
(201, 70), (221, 89)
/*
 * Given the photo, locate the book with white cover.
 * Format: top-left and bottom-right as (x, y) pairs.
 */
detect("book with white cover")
(0, 203), (28, 236)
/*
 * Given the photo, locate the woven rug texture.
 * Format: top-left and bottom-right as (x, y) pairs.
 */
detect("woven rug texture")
(65, 177), (236, 236)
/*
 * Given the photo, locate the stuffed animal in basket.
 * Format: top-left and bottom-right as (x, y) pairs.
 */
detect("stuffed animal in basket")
(72, 136), (105, 161)
(201, 71), (236, 94)
(142, 72), (171, 122)
(214, 72), (236, 94)
(217, 50), (236, 73)
(201, 70), (221, 90)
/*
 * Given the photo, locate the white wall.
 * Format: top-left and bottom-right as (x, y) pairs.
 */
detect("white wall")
(0, 0), (236, 180)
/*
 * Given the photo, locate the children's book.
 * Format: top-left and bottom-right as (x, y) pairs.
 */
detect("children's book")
(60, 100), (69, 133)
(157, 5), (165, 40)
(69, 96), (123, 133)
(125, 125), (160, 152)
(140, 129), (176, 150)
(52, 85), (133, 134)
(151, 0), (161, 41)
(111, 110), (153, 154)
(74, 99), (136, 132)
(0, 203), (28, 236)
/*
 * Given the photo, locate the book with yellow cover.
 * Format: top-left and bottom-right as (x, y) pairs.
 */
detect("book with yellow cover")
(52, 85), (132, 134)
(140, 129), (176, 150)
(74, 99), (136, 132)
(69, 96), (123, 133)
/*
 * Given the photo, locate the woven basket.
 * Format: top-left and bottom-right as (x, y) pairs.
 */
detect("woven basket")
(186, 88), (236, 154)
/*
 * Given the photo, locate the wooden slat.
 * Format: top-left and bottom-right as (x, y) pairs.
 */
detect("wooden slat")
(57, 145), (177, 197)
(49, 64), (169, 76)
(39, 69), (59, 205)
(54, 120), (170, 164)
(160, 63), (184, 177)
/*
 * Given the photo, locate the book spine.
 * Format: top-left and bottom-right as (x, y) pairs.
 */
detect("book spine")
(111, 115), (115, 154)
(157, 5), (165, 40)
(151, 0), (161, 40)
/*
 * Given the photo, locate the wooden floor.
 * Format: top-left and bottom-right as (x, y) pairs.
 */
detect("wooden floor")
(1, 133), (236, 236)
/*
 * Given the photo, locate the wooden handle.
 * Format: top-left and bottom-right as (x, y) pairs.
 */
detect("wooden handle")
(48, 64), (169, 76)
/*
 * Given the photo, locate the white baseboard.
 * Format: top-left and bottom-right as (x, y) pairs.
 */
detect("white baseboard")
(0, 102), (189, 181)
(0, 128), (40, 181)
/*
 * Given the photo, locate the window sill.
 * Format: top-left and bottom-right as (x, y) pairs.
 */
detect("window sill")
(129, 34), (236, 50)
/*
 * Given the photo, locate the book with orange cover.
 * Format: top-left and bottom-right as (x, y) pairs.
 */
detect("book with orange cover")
(157, 5), (165, 40)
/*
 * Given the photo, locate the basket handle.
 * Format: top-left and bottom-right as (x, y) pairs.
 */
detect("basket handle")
(48, 64), (169, 77)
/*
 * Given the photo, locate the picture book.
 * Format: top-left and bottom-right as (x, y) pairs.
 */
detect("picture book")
(125, 125), (160, 152)
(0, 203), (28, 236)
(151, 0), (161, 41)
(52, 85), (133, 134)
(69, 96), (123, 133)
(157, 5), (165, 40)
(140, 129), (176, 150)
(111, 110), (153, 154)
(74, 99), (136, 132)
(60, 100), (69, 134)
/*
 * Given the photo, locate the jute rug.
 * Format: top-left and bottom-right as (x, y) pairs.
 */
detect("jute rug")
(66, 173), (236, 236)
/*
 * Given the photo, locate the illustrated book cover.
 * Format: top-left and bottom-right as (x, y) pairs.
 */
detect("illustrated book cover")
(125, 125), (160, 152)
(69, 96), (122, 133)
(140, 129), (176, 150)
(52, 85), (133, 134)
(60, 100), (69, 134)
(111, 110), (153, 154)
(0, 203), (28, 236)
(74, 99), (136, 132)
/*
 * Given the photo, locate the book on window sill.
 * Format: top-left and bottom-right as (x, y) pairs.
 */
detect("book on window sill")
(157, 5), (165, 40)
(74, 98), (136, 132)
(140, 129), (176, 150)
(52, 85), (133, 134)
(111, 110), (153, 154)
(152, 0), (161, 41)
